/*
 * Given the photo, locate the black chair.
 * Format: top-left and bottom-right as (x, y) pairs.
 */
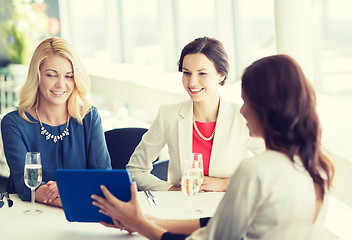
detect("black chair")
(151, 159), (169, 181)
(104, 127), (148, 169)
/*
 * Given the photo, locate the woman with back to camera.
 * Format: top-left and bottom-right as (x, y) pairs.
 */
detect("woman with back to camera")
(92, 54), (334, 239)
(127, 37), (263, 192)
(1, 37), (111, 207)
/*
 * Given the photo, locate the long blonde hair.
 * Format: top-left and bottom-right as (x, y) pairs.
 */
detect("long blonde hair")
(18, 37), (91, 124)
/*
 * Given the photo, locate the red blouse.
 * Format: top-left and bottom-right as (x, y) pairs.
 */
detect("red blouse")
(192, 121), (216, 176)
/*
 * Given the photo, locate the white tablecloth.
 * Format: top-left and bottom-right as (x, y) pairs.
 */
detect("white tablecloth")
(138, 191), (225, 220)
(1, 191), (350, 240)
(0, 191), (224, 240)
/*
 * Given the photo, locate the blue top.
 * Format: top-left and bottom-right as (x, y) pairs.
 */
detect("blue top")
(1, 106), (112, 201)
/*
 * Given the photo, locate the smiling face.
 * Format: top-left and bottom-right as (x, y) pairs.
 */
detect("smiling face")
(182, 53), (224, 103)
(38, 55), (75, 108)
(240, 92), (264, 138)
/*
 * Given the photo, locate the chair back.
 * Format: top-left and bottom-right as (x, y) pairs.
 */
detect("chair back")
(104, 128), (148, 169)
(151, 159), (169, 181)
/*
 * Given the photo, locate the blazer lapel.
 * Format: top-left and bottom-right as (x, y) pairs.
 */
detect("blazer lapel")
(208, 98), (231, 175)
(178, 100), (193, 176)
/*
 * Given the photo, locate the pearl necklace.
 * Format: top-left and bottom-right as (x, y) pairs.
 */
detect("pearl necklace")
(193, 116), (216, 141)
(35, 108), (70, 143)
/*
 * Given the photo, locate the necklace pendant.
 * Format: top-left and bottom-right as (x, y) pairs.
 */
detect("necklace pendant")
(46, 134), (52, 140)
(36, 107), (70, 144)
(64, 128), (69, 135)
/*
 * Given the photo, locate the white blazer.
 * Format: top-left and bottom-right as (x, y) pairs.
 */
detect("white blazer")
(126, 98), (264, 191)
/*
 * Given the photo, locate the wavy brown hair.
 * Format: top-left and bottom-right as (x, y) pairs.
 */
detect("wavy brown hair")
(241, 54), (334, 199)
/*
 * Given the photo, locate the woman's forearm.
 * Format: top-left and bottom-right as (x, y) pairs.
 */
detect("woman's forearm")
(138, 219), (168, 240)
(151, 218), (200, 235)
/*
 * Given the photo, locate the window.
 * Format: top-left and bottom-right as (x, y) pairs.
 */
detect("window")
(175, 0), (216, 50)
(64, 0), (106, 59)
(121, 0), (159, 66)
(232, 0), (276, 81)
(313, 0), (352, 97)
(238, 0), (276, 64)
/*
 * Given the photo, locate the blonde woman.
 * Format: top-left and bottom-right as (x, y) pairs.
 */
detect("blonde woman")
(1, 37), (111, 207)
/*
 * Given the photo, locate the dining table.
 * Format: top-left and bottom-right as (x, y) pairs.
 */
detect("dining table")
(1, 190), (351, 240)
(0, 191), (225, 240)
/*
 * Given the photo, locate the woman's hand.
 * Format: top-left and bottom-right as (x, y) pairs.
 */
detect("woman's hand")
(199, 176), (229, 192)
(92, 182), (168, 239)
(168, 180), (181, 191)
(91, 182), (146, 233)
(168, 186), (181, 191)
(44, 181), (60, 203)
(36, 181), (62, 207)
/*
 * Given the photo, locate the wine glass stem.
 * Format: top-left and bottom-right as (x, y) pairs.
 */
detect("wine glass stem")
(187, 196), (191, 210)
(31, 188), (35, 210)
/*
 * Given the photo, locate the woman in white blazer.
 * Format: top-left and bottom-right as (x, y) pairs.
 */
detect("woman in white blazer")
(92, 54), (335, 240)
(126, 37), (263, 192)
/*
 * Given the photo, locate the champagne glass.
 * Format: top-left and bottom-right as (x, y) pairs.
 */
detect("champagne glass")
(181, 153), (204, 213)
(24, 152), (43, 215)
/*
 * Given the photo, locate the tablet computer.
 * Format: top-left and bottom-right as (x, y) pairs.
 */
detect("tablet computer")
(55, 169), (132, 223)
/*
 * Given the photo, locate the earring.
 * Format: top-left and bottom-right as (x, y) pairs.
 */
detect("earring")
(219, 77), (226, 85)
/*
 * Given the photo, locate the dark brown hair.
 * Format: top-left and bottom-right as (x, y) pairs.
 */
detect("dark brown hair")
(178, 37), (229, 85)
(241, 54), (334, 199)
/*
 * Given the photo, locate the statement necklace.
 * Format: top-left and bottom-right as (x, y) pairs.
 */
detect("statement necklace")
(193, 116), (216, 141)
(35, 108), (70, 143)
